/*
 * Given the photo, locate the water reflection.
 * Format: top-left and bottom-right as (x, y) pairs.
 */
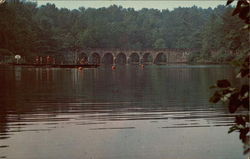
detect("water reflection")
(0, 65), (245, 159)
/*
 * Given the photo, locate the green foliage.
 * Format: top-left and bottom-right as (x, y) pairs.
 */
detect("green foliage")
(154, 39), (166, 49)
(190, 3), (249, 63)
(0, 48), (14, 55)
(0, 1), (227, 58)
(187, 51), (202, 63)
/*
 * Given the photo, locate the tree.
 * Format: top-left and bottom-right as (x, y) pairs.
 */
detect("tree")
(153, 39), (166, 49)
(1, 0), (247, 63)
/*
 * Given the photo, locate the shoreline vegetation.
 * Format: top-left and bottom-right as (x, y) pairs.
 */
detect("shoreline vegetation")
(0, 1), (249, 64)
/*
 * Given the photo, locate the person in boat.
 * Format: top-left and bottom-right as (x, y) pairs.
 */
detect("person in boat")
(35, 56), (39, 64)
(46, 56), (52, 64)
(40, 56), (43, 64)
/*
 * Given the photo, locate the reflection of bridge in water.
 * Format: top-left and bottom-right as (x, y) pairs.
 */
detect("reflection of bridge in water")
(62, 49), (192, 65)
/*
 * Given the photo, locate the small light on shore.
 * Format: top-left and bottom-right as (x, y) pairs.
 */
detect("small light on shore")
(14, 55), (21, 64)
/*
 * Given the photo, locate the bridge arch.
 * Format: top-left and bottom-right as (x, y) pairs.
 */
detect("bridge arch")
(102, 53), (114, 64)
(129, 53), (140, 64)
(142, 53), (153, 64)
(154, 52), (167, 64)
(55, 54), (65, 64)
(78, 52), (88, 64)
(74, 49), (191, 65)
(116, 53), (127, 65)
(89, 52), (101, 64)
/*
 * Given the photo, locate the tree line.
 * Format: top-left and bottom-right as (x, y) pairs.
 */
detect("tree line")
(0, 1), (248, 63)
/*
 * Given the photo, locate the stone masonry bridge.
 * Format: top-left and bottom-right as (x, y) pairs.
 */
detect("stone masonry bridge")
(62, 49), (192, 65)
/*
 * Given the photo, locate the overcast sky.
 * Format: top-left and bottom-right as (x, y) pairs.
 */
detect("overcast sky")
(36, 0), (227, 11)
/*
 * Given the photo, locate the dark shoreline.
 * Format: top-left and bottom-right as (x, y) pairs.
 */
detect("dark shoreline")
(0, 63), (100, 68)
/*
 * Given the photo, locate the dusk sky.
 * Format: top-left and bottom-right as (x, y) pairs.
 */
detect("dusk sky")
(37, 0), (227, 10)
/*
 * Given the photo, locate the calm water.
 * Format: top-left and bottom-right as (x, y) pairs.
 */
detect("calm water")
(0, 65), (246, 159)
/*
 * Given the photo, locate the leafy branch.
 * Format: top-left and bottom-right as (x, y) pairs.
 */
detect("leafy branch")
(210, 0), (250, 154)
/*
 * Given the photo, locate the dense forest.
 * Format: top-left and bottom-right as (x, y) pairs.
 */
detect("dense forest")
(0, 1), (249, 63)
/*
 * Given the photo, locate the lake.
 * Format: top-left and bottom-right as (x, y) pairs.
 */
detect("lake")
(0, 65), (246, 159)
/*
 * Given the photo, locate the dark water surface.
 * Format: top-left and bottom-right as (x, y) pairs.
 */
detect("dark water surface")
(0, 65), (245, 159)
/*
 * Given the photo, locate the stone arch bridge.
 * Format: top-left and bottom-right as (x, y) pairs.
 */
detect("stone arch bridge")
(62, 49), (192, 65)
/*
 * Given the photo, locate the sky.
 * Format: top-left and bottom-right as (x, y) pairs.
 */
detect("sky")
(36, 0), (227, 11)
